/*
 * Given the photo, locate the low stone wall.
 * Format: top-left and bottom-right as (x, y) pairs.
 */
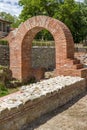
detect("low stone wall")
(0, 45), (55, 70)
(0, 45), (9, 66)
(0, 76), (86, 130)
(32, 46), (55, 70)
(1, 45), (87, 70)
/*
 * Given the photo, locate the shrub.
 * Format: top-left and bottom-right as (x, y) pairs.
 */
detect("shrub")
(0, 40), (8, 45)
(0, 82), (8, 97)
(32, 40), (54, 46)
(0, 65), (8, 70)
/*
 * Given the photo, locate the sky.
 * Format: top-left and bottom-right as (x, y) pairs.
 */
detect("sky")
(0, 0), (22, 16)
(0, 0), (84, 17)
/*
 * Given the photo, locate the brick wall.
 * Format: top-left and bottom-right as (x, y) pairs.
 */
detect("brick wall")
(0, 45), (55, 70)
(7, 16), (75, 81)
(7, 16), (87, 81)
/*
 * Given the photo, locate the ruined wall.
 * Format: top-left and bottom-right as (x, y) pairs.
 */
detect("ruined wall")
(0, 76), (86, 130)
(0, 45), (55, 70)
(32, 46), (55, 70)
(0, 45), (9, 66)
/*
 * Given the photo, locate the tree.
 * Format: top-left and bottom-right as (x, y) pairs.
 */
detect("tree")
(19, 0), (87, 43)
(19, 0), (63, 21)
(80, 0), (87, 43)
(19, 0), (63, 40)
(0, 12), (21, 28)
(53, 0), (87, 43)
(55, 0), (82, 42)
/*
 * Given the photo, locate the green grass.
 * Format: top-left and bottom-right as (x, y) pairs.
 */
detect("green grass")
(0, 82), (20, 97)
(0, 82), (9, 97)
(32, 40), (54, 46)
(0, 65), (8, 70)
(0, 40), (8, 45)
(83, 46), (87, 49)
(0, 40), (55, 46)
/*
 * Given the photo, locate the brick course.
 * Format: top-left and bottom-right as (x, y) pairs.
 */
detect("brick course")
(7, 16), (87, 81)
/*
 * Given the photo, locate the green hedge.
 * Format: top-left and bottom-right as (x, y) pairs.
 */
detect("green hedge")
(0, 40), (55, 46)
(32, 40), (54, 46)
(0, 40), (8, 45)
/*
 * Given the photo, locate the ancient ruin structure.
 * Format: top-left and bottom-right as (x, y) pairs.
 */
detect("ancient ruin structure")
(0, 18), (11, 38)
(7, 16), (87, 81)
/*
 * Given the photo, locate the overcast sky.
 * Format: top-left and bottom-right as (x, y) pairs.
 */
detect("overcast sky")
(0, 0), (22, 16)
(0, 0), (84, 17)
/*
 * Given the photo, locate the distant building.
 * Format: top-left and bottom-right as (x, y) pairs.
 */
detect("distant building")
(0, 18), (11, 38)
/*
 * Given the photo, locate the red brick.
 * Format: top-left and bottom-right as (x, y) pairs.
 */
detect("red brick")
(7, 16), (87, 81)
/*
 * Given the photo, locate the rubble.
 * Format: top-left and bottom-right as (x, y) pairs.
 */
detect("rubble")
(0, 76), (84, 111)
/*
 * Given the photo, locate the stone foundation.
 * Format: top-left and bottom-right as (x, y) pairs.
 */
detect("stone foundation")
(0, 45), (55, 70)
(0, 45), (9, 66)
(0, 76), (86, 130)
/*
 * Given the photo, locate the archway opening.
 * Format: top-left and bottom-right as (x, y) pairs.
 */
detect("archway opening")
(32, 29), (56, 79)
(9, 16), (82, 82)
(22, 28), (56, 81)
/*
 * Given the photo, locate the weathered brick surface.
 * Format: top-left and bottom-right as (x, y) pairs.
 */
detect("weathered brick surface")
(7, 16), (87, 81)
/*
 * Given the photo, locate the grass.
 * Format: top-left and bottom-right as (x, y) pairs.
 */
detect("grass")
(0, 40), (8, 45)
(32, 40), (54, 46)
(83, 46), (87, 49)
(0, 78), (36, 97)
(0, 82), (8, 97)
(0, 82), (20, 97)
(7, 87), (20, 94)
(0, 65), (8, 70)
(0, 39), (54, 46)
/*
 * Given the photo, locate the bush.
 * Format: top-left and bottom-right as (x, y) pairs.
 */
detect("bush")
(0, 40), (8, 45)
(0, 65), (8, 70)
(32, 40), (54, 46)
(0, 82), (8, 97)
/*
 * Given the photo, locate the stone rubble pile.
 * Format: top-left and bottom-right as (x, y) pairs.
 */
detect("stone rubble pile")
(75, 52), (87, 65)
(0, 76), (84, 113)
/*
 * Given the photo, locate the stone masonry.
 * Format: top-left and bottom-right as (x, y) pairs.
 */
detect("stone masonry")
(0, 76), (86, 130)
(0, 45), (9, 66)
(7, 16), (87, 81)
(1, 45), (87, 70)
(0, 45), (55, 69)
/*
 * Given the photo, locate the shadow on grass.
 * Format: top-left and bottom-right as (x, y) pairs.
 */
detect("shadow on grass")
(21, 91), (87, 130)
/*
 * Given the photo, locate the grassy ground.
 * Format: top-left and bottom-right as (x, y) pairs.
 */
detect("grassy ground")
(32, 40), (54, 46)
(0, 84), (20, 97)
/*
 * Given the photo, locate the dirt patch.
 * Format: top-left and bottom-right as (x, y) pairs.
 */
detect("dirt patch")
(22, 92), (87, 130)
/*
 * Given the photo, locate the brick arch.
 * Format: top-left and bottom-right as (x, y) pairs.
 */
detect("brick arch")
(8, 16), (87, 81)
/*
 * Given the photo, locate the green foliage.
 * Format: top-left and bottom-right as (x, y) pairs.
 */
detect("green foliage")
(32, 40), (54, 46)
(19, 0), (63, 40)
(80, 0), (87, 42)
(19, 0), (63, 21)
(35, 30), (54, 41)
(0, 12), (21, 28)
(18, 0), (87, 43)
(56, 0), (81, 42)
(0, 40), (8, 45)
(0, 65), (7, 70)
(0, 82), (8, 97)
